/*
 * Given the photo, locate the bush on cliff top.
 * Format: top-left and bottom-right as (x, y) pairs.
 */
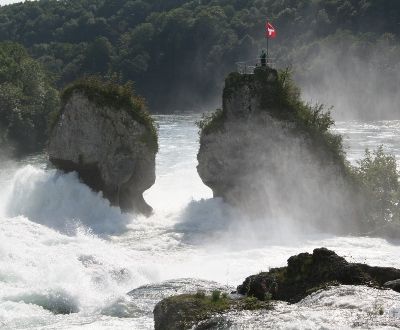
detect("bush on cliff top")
(58, 76), (158, 152)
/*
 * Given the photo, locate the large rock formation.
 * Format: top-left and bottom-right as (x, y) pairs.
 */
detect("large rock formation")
(197, 67), (364, 232)
(237, 247), (400, 303)
(48, 78), (158, 215)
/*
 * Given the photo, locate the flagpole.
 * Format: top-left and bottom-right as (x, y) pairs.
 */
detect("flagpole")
(266, 18), (269, 65)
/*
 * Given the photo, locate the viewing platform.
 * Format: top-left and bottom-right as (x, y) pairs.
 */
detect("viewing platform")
(236, 57), (275, 74)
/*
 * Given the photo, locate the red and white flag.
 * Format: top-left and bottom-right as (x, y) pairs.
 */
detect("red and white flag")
(266, 22), (276, 39)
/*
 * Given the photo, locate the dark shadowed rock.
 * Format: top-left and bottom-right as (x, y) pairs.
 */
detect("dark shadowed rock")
(48, 78), (158, 215)
(152, 249), (400, 329)
(384, 279), (400, 293)
(237, 247), (400, 303)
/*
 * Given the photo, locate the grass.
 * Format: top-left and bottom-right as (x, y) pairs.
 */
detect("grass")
(211, 290), (221, 302)
(55, 76), (158, 152)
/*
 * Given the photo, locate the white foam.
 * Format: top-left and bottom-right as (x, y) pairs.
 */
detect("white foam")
(5, 165), (132, 236)
(0, 115), (400, 329)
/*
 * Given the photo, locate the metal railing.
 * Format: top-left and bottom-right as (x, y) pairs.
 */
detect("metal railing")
(236, 58), (275, 74)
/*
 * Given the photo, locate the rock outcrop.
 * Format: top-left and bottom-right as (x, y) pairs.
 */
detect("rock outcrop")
(385, 279), (400, 292)
(237, 247), (400, 302)
(153, 248), (400, 329)
(153, 293), (271, 330)
(197, 67), (363, 232)
(48, 78), (158, 215)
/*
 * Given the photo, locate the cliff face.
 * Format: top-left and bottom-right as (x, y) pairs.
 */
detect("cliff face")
(197, 67), (362, 232)
(48, 84), (157, 215)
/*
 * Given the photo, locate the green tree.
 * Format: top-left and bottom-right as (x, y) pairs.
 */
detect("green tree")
(354, 146), (400, 226)
(0, 42), (60, 154)
(82, 36), (113, 75)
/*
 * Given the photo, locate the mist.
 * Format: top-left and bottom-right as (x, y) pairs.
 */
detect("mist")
(291, 33), (400, 121)
(197, 113), (364, 247)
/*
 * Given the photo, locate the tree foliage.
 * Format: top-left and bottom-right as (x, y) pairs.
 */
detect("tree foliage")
(0, 0), (398, 111)
(0, 41), (59, 154)
(354, 146), (400, 226)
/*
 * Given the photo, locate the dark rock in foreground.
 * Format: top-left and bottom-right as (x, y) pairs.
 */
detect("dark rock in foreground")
(238, 247), (400, 303)
(384, 279), (400, 293)
(48, 78), (158, 215)
(153, 248), (400, 329)
(154, 293), (271, 330)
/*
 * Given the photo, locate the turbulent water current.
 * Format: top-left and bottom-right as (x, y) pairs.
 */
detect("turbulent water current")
(0, 114), (399, 329)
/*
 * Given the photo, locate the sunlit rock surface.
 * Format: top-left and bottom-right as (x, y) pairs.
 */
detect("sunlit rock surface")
(197, 67), (364, 232)
(49, 88), (156, 215)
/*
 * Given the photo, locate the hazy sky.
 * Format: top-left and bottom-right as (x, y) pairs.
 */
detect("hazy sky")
(0, 0), (24, 5)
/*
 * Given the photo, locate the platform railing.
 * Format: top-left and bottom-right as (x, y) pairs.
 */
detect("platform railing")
(236, 58), (275, 74)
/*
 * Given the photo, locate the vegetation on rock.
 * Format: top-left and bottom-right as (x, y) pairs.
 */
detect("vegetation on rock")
(0, 41), (59, 154)
(153, 291), (271, 330)
(201, 67), (347, 169)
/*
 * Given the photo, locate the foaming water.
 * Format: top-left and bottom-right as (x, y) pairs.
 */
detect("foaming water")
(224, 286), (400, 329)
(5, 166), (131, 236)
(0, 115), (400, 329)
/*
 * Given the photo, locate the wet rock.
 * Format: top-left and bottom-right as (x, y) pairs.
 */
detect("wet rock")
(153, 294), (271, 330)
(237, 247), (400, 303)
(48, 79), (157, 215)
(384, 279), (400, 293)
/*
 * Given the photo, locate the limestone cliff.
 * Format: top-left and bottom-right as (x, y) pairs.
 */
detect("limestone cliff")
(48, 78), (157, 215)
(197, 67), (363, 232)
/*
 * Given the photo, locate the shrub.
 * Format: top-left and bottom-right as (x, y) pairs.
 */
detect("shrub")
(211, 290), (221, 302)
(195, 290), (206, 299)
(353, 146), (400, 225)
(196, 109), (225, 135)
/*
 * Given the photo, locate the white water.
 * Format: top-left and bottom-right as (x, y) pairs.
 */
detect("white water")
(0, 115), (399, 329)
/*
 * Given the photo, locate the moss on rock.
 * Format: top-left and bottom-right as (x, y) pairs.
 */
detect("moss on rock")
(153, 293), (271, 330)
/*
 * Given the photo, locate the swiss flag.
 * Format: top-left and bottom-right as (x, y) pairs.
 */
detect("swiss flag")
(266, 22), (276, 39)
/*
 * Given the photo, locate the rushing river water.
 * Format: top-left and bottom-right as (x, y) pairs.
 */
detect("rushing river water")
(0, 114), (399, 329)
